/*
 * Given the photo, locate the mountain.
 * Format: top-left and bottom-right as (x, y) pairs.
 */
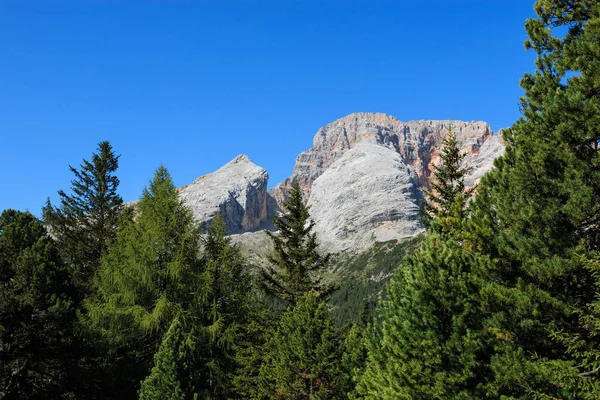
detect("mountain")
(177, 154), (276, 234)
(171, 112), (504, 254)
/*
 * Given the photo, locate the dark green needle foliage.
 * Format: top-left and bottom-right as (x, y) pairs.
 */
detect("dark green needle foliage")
(189, 212), (253, 398)
(357, 236), (493, 399)
(0, 210), (77, 399)
(139, 318), (198, 400)
(422, 123), (474, 236)
(43, 141), (122, 300)
(463, 1), (600, 397)
(258, 291), (342, 399)
(261, 182), (333, 307)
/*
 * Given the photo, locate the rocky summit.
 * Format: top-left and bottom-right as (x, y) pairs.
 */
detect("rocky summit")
(308, 140), (423, 253)
(176, 112), (504, 253)
(178, 154), (273, 234)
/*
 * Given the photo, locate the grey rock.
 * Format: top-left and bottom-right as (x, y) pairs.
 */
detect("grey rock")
(269, 112), (495, 205)
(308, 141), (423, 253)
(178, 154), (270, 234)
(267, 112), (505, 253)
(462, 132), (505, 188)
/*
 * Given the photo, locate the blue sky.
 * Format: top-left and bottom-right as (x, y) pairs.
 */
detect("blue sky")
(0, 1), (536, 214)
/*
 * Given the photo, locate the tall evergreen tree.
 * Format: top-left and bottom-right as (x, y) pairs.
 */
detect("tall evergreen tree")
(43, 141), (122, 299)
(464, 1), (600, 397)
(84, 165), (201, 397)
(357, 236), (493, 399)
(422, 123), (473, 235)
(139, 318), (198, 400)
(258, 291), (342, 399)
(357, 119), (496, 398)
(261, 182), (333, 306)
(188, 213), (253, 398)
(0, 210), (77, 399)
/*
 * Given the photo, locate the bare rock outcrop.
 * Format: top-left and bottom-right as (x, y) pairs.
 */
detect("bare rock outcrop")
(308, 140), (423, 253)
(270, 112), (494, 204)
(178, 155), (271, 233)
(267, 112), (505, 253)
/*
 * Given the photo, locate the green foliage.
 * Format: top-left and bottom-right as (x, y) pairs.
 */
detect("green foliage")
(258, 291), (342, 399)
(422, 123), (473, 235)
(84, 165), (201, 395)
(187, 212), (254, 398)
(0, 209), (76, 399)
(357, 235), (493, 399)
(139, 318), (198, 400)
(261, 182), (333, 306)
(462, 1), (600, 398)
(329, 238), (420, 326)
(43, 141), (122, 299)
(339, 322), (368, 399)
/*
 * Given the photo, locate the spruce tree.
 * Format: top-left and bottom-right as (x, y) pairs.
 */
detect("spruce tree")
(0, 209), (77, 399)
(189, 212), (253, 398)
(139, 318), (198, 400)
(464, 1), (600, 397)
(422, 123), (473, 235)
(261, 182), (333, 306)
(43, 141), (122, 300)
(258, 291), (342, 399)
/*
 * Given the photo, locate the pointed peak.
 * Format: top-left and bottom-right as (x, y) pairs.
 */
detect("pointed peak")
(228, 154), (252, 164)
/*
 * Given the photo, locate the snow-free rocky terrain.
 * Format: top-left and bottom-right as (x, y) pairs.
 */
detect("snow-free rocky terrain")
(176, 112), (504, 254)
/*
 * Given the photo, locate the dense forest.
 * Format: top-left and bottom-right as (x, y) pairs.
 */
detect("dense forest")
(2, 1), (600, 398)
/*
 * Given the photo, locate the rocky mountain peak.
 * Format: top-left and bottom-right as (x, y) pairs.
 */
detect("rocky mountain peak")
(269, 112), (495, 205)
(178, 154), (271, 234)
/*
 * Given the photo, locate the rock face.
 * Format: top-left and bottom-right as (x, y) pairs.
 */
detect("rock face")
(174, 112), (504, 254)
(270, 112), (494, 205)
(307, 140), (423, 253)
(462, 131), (505, 188)
(178, 155), (271, 234)
(268, 112), (505, 253)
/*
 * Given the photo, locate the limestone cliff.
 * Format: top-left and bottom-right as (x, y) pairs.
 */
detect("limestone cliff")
(270, 112), (495, 205)
(178, 155), (272, 234)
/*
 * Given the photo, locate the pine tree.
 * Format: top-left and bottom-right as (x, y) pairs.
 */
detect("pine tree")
(357, 235), (493, 399)
(43, 141), (122, 299)
(0, 209), (77, 399)
(464, 1), (600, 397)
(422, 123), (473, 235)
(258, 291), (342, 399)
(84, 165), (201, 395)
(188, 213), (253, 398)
(139, 318), (198, 400)
(260, 182), (333, 306)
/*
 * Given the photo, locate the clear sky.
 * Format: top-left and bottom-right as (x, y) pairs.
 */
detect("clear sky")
(0, 1), (536, 214)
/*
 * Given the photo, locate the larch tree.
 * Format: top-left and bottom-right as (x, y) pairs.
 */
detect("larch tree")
(85, 165), (201, 396)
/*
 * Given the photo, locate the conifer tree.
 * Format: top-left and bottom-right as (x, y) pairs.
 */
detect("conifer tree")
(464, 1), (600, 397)
(357, 236), (493, 399)
(258, 291), (342, 399)
(85, 165), (201, 394)
(261, 182), (333, 306)
(0, 209), (77, 399)
(43, 141), (122, 299)
(422, 123), (473, 235)
(188, 213), (253, 398)
(139, 318), (198, 400)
